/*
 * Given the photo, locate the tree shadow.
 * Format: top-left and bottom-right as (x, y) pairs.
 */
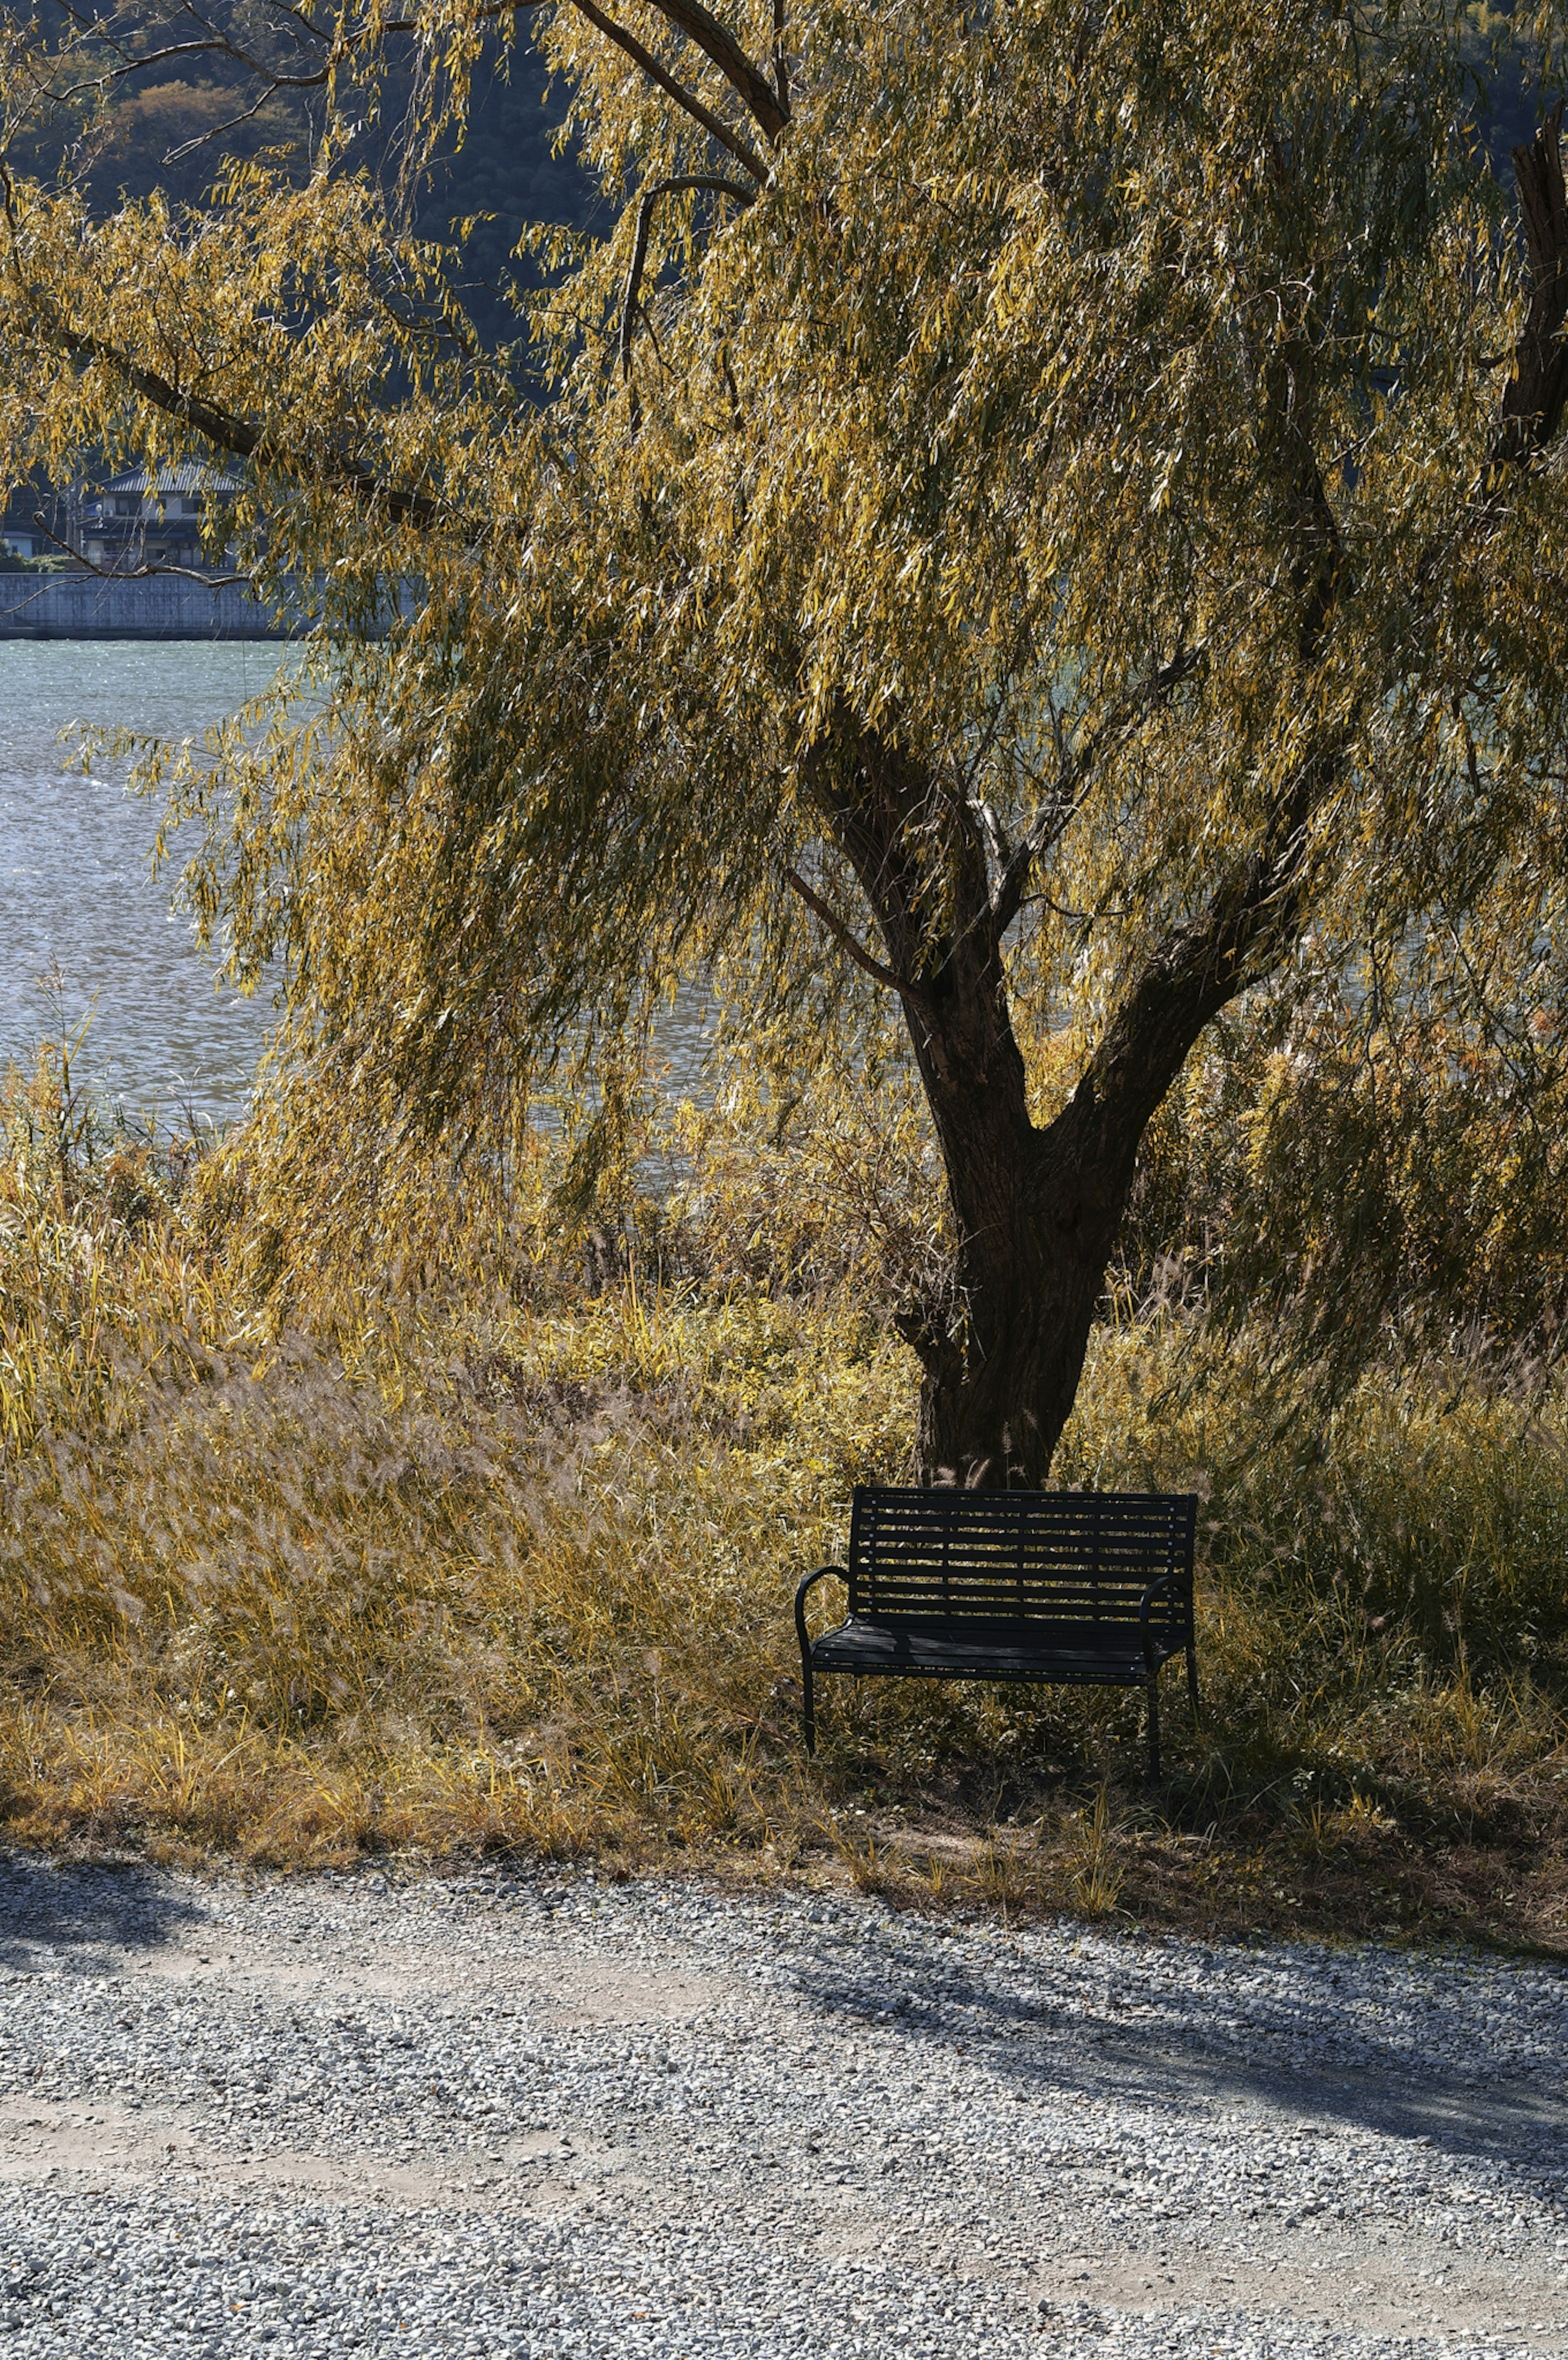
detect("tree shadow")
(784, 1921), (1568, 2190)
(0, 1851), (207, 1974)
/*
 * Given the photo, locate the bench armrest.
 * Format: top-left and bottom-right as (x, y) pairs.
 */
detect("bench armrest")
(1139, 1574), (1185, 1660)
(795, 1564), (848, 1660)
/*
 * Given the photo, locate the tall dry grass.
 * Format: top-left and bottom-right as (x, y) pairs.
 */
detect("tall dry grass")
(2, 1046), (1566, 1949)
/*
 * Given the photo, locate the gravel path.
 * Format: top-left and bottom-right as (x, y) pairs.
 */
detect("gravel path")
(1, 1854), (1564, 2359)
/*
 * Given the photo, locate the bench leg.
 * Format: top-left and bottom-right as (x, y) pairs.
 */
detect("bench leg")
(1187, 1642), (1200, 1729)
(801, 1657), (816, 1757)
(1146, 1670), (1161, 1781)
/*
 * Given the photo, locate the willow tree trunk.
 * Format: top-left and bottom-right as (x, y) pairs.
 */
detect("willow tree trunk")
(905, 1094), (1138, 1490)
(897, 915), (1250, 1488)
(811, 714), (1309, 1490)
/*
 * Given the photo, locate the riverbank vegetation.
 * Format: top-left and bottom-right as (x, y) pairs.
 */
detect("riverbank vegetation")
(5, 0), (1568, 1947)
(3, 1046), (1564, 1953)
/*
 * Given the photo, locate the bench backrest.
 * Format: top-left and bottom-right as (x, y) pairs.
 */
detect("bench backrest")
(845, 1486), (1197, 1630)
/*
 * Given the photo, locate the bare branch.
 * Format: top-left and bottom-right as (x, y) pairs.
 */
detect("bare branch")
(51, 317), (442, 528)
(30, 511), (260, 591)
(569, 0), (768, 183)
(619, 172), (753, 418)
(783, 864), (921, 999)
(641, 0), (788, 141)
(254, 0), (334, 47)
(85, 33), (332, 91)
(989, 643), (1203, 941)
(162, 78), (294, 167)
(44, 1), (553, 115)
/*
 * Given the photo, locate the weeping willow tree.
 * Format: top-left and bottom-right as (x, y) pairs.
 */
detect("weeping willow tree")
(2, 0), (1567, 1481)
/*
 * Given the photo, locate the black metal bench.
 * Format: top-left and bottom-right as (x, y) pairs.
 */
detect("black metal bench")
(795, 1486), (1199, 1777)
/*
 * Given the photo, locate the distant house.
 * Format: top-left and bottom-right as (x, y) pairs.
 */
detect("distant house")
(0, 470), (65, 558)
(81, 464), (242, 574)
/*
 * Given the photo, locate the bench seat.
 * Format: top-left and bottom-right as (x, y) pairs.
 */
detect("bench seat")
(807, 1617), (1186, 1686)
(796, 1485), (1199, 1776)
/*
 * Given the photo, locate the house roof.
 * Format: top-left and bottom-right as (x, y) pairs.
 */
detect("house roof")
(97, 465), (243, 497)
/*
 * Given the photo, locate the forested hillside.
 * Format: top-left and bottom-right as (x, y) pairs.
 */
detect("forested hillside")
(14, 11), (600, 349)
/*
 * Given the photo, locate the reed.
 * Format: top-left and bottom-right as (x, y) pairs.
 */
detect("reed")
(2, 1050), (1565, 1952)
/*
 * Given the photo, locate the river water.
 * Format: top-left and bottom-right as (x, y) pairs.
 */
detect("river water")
(0, 640), (282, 1128)
(0, 640), (710, 1130)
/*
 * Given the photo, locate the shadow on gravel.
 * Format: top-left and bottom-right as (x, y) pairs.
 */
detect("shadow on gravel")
(0, 1853), (206, 1973)
(786, 1945), (1568, 2188)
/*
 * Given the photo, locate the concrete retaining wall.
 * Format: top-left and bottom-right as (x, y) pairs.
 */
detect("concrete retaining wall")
(0, 572), (298, 640)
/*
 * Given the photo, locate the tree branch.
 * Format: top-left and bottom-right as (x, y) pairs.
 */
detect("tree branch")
(1492, 101), (1568, 477)
(84, 36), (330, 88)
(162, 78), (297, 167)
(783, 863), (921, 998)
(619, 172), (753, 418)
(988, 642), (1203, 941)
(641, 0), (788, 141)
(30, 512), (259, 591)
(569, 0), (768, 183)
(53, 320), (441, 527)
(254, 0), (333, 47)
